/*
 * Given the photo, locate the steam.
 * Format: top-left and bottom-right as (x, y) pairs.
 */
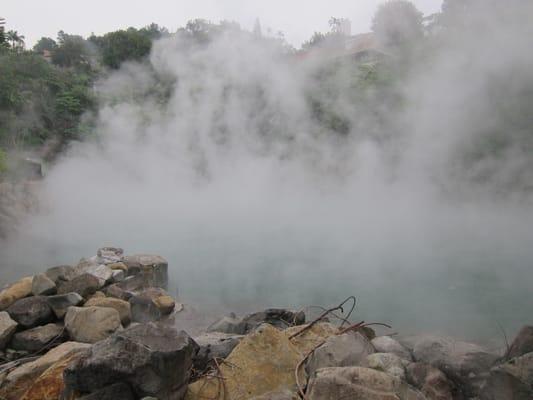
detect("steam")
(3, 1), (533, 340)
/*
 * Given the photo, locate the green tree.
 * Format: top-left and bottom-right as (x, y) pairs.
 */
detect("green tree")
(33, 37), (57, 53)
(52, 31), (91, 68)
(371, 0), (423, 49)
(6, 30), (25, 50)
(90, 27), (152, 69)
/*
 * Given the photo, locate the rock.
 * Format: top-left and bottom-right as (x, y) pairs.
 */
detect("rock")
(0, 311), (18, 349)
(107, 262), (128, 272)
(129, 288), (176, 323)
(96, 247), (124, 264)
(84, 297), (131, 325)
(241, 308), (306, 333)
(187, 324), (303, 400)
(31, 274), (56, 296)
(372, 336), (413, 361)
(122, 254), (168, 289)
(7, 296), (54, 328)
(404, 334), (498, 397)
(480, 352), (533, 400)
(64, 322), (197, 400)
(57, 273), (101, 298)
(506, 325), (533, 359)
(0, 276), (33, 310)
(76, 382), (135, 400)
(11, 323), (65, 351)
(206, 313), (244, 334)
(284, 322), (339, 355)
(367, 353), (407, 380)
(46, 292), (84, 319)
(65, 306), (122, 343)
(1, 341), (91, 400)
(307, 367), (426, 400)
(306, 331), (375, 377)
(104, 283), (131, 300)
(193, 332), (244, 371)
(44, 265), (76, 283)
(19, 351), (86, 400)
(406, 362), (454, 400)
(250, 390), (298, 400)
(111, 269), (125, 283)
(84, 264), (114, 286)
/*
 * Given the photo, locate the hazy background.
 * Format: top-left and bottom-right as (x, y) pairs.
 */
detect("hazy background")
(1, 0), (533, 343)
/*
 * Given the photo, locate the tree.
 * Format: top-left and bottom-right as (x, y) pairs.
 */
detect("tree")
(33, 37), (57, 53)
(52, 31), (91, 68)
(90, 28), (152, 69)
(6, 30), (25, 50)
(371, 0), (423, 49)
(0, 17), (5, 47)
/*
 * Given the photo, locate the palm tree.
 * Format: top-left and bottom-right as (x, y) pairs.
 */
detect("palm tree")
(6, 30), (25, 49)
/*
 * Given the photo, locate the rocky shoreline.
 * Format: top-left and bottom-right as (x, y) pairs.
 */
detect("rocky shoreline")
(0, 247), (531, 400)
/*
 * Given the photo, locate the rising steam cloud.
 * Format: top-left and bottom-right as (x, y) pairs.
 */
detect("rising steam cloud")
(2, 1), (533, 341)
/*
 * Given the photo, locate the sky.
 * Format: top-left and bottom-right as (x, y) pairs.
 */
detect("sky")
(3, 0), (442, 48)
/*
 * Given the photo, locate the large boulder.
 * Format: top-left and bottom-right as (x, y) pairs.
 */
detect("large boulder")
(46, 292), (84, 319)
(84, 264), (114, 286)
(372, 336), (413, 361)
(31, 274), (56, 296)
(284, 322), (338, 355)
(64, 306), (122, 343)
(84, 297), (131, 325)
(129, 288), (177, 323)
(206, 313), (245, 334)
(306, 331), (375, 377)
(506, 326), (533, 360)
(122, 254), (168, 289)
(11, 323), (65, 351)
(76, 382), (135, 400)
(44, 265), (76, 283)
(64, 323), (197, 400)
(0, 276), (33, 310)
(187, 324), (303, 400)
(6, 296), (54, 328)
(193, 332), (244, 371)
(480, 352), (533, 400)
(57, 273), (101, 298)
(96, 247), (124, 264)
(367, 353), (407, 380)
(403, 334), (498, 397)
(306, 366), (426, 400)
(0, 341), (91, 400)
(19, 351), (86, 400)
(406, 362), (455, 400)
(0, 311), (18, 349)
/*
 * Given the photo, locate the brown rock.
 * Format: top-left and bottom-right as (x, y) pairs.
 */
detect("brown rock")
(57, 273), (101, 298)
(84, 297), (131, 325)
(65, 306), (122, 344)
(0, 277), (33, 311)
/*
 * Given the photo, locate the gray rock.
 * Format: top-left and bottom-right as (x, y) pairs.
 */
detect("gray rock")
(206, 313), (244, 334)
(111, 269), (125, 283)
(406, 362), (455, 400)
(129, 288), (175, 323)
(77, 382), (135, 400)
(31, 273), (57, 296)
(241, 308), (306, 333)
(506, 326), (533, 360)
(96, 247), (124, 265)
(367, 353), (407, 380)
(0, 311), (18, 349)
(46, 292), (84, 318)
(306, 331), (375, 377)
(65, 306), (122, 343)
(84, 264), (114, 286)
(44, 265), (76, 283)
(57, 273), (101, 298)
(405, 335), (498, 396)
(6, 296), (54, 328)
(193, 332), (244, 371)
(11, 323), (65, 351)
(480, 352), (533, 400)
(64, 322), (198, 400)
(104, 283), (132, 300)
(307, 366), (427, 400)
(372, 336), (413, 361)
(122, 254), (168, 289)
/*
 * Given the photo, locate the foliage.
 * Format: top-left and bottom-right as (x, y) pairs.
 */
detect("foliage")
(90, 28), (152, 69)
(33, 37), (57, 53)
(371, 0), (424, 49)
(0, 148), (6, 174)
(52, 31), (93, 69)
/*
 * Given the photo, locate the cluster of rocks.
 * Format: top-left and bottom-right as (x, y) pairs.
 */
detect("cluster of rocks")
(0, 248), (532, 400)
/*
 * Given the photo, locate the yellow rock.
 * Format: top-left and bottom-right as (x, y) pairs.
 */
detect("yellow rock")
(284, 322), (338, 355)
(84, 297), (132, 325)
(0, 276), (33, 310)
(20, 352), (84, 400)
(107, 262), (128, 271)
(153, 295), (176, 315)
(186, 324), (303, 400)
